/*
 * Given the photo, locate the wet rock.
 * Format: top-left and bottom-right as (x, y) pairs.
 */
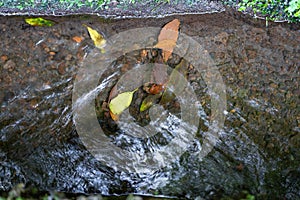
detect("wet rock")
(3, 60), (16, 72)
(44, 47), (50, 53)
(214, 31), (229, 45)
(65, 54), (73, 61)
(3, 91), (15, 102)
(57, 63), (66, 75)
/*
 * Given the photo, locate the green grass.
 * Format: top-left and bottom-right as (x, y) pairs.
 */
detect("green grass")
(223, 0), (300, 22)
(0, 0), (108, 10)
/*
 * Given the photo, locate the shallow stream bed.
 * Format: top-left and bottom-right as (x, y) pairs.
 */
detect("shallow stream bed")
(0, 11), (299, 199)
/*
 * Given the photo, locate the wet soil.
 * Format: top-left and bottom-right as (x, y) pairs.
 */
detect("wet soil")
(0, 10), (300, 199)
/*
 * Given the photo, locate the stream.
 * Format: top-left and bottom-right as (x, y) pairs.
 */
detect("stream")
(0, 11), (299, 199)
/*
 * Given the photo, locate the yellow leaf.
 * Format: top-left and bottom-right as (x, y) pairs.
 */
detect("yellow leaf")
(109, 88), (138, 115)
(83, 24), (106, 52)
(25, 17), (55, 27)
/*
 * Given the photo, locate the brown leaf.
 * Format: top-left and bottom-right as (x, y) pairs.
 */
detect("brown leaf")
(72, 36), (83, 43)
(107, 84), (119, 121)
(149, 84), (165, 95)
(154, 19), (180, 62)
(108, 84), (118, 103)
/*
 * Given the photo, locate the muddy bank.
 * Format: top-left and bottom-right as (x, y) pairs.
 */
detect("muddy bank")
(0, 11), (299, 199)
(0, 0), (225, 18)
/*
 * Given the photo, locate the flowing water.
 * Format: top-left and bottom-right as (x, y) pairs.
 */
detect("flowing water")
(0, 11), (299, 199)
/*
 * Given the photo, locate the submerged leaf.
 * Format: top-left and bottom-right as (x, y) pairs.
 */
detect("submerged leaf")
(108, 84), (118, 103)
(72, 36), (83, 43)
(143, 83), (165, 95)
(149, 84), (165, 95)
(109, 88), (138, 115)
(109, 110), (119, 121)
(154, 19), (180, 62)
(160, 59), (188, 104)
(25, 17), (55, 27)
(140, 94), (162, 112)
(160, 87), (176, 105)
(83, 24), (106, 52)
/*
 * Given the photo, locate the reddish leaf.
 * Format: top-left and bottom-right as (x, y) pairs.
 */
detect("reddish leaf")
(149, 84), (165, 95)
(72, 36), (83, 43)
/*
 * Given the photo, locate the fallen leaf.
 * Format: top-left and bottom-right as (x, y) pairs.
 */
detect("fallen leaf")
(108, 85), (118, 103)
(143, 83), (165, 95)
(25, 17), (55, 27)
(154, 19), (180, 62)
(230, 109), (236, 113)
(160, 87), (175, 105)
(109, 88), (138, 115)
(160, 59), (187, 104)
(140, 94), (162, 112)
(149, 84), (165, 95)
(72, 36), (83, 43)
(83, 24), (106, 53)
(109, 110), (119, 121)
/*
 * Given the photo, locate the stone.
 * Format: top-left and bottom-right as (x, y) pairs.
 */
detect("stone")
(3, 60), (16, 71)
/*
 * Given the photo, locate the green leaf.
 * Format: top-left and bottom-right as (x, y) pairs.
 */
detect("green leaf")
(239, 6), (246, 11)
(285, 0), (300, 14)
(25, 17), (55, 27)
(109, 88), (138, 115)
(246, 194), (255, 200)
(140, 94), (162, 112)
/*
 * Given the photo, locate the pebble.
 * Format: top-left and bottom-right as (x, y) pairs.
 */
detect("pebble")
(65, 54), (73, 61)
(214, 32), (229, 45)
(3, 60), (16, 71)
(44, 47), (50, 52)
(0, 55), (8, 62)
(58, 62), (66, 75)
(270, 83), (278, 89)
